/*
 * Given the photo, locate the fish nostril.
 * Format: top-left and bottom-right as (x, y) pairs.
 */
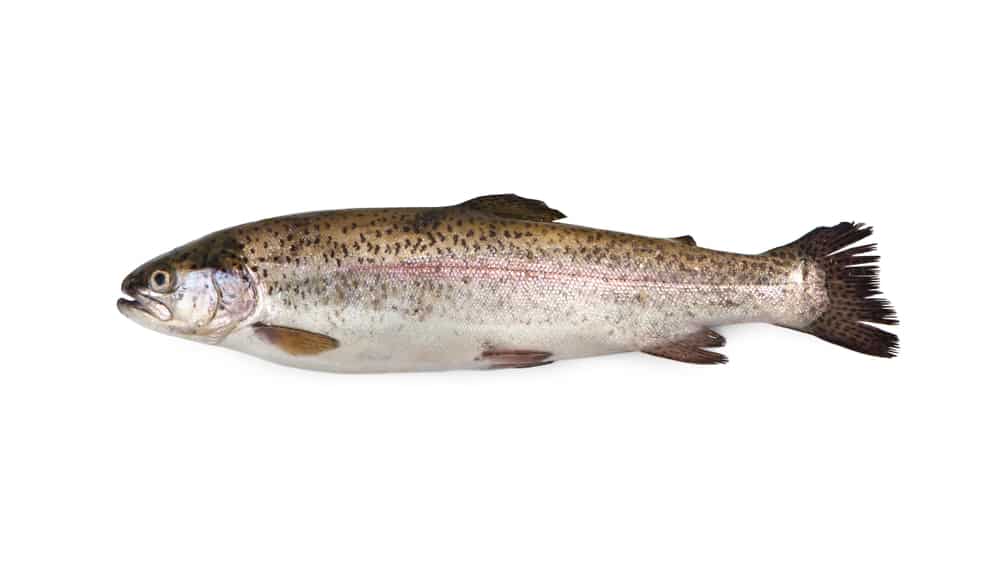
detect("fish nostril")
(121, 275), (137, 294)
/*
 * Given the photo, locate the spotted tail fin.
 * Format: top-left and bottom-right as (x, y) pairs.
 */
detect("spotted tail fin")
(768, 223), (899, 358)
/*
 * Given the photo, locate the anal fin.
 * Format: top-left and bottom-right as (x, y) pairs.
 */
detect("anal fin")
(689, 328), (726, 348)
(642, 329), (728, 365)
(253, 324), (339, 356)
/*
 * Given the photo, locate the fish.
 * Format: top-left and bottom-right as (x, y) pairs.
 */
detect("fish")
(118, 194), (898, 373)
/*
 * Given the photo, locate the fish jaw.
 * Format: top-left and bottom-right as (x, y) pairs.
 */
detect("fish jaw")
(117, 288), (172, 323)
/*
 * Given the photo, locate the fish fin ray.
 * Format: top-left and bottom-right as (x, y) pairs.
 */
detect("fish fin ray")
(253, 324), (339, 356)
(643, 344), (728, 365)
(478, 347), (553, 369)
(486, 360), (554, 370)
(767, 223), (898, 358)
(691, 328), (726, 348)
(642, 330), (728, 364)
(459, 195), (566, 222)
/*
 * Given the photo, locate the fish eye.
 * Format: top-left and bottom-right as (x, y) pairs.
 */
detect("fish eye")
(149, 270), (171, 292)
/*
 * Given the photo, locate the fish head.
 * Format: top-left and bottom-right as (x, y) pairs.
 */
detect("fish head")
(118, 234), (257, 343)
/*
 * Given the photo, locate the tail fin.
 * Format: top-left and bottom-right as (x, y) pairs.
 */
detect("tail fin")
(768, 223), (899, 357)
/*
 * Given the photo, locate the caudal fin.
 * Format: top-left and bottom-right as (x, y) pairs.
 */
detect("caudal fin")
(768, 223), (899, 357)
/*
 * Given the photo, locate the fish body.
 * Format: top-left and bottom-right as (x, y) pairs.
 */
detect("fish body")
(119, 195), (897, 372)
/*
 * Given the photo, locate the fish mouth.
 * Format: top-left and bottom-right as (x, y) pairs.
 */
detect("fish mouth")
(118, 285), (172, 322)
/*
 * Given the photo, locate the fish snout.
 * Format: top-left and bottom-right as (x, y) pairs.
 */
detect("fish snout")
(118, 270), (172, 322)
(121, 272), (141, 296)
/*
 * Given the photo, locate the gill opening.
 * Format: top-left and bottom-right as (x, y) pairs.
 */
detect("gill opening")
(204, 270), (224, 326)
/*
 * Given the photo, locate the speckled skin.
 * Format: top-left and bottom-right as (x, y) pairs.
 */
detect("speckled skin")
(120, 200), (829, 372)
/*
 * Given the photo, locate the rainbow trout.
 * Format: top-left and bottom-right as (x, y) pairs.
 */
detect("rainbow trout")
(118, 195), (898, 372)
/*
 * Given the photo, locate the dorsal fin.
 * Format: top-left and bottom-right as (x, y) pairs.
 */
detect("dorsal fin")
(669, 235), (697, 246)
(459, 194), (566, 222)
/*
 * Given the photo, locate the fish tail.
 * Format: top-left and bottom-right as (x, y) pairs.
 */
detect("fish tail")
(767, 223), (899, 357)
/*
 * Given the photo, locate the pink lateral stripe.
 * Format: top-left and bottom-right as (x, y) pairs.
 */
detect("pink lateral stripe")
(340, 258), (670, 287)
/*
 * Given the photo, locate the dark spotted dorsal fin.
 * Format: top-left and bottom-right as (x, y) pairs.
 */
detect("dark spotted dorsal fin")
(459, 194), (566, 222)
(254, 324), (339, 356)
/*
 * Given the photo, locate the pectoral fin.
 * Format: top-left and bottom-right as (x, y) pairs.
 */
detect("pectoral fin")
(459, 194), (566, 222)
(253, 324), (339, 356)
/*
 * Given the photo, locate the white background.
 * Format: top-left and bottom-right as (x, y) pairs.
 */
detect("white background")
(1, 1), (996, 575)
